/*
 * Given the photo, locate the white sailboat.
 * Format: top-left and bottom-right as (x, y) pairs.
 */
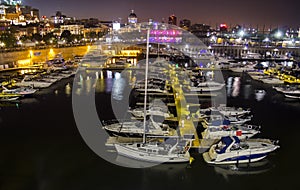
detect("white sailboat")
(128, 105), (173, 118)
(114, 29), (191, 163)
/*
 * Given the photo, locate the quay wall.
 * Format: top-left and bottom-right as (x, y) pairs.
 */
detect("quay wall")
(1, 44), (300, 69)
(0, 46), (89, 68)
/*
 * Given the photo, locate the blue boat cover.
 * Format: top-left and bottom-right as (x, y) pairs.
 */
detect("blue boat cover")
(217, 136), (240, 154)
(211, 119), (231, 126)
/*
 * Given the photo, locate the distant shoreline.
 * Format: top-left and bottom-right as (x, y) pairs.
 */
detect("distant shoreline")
(0, 43), (89, 54)
(0, 45), (90, 69)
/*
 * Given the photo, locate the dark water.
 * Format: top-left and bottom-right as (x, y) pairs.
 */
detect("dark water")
(0, 70), (299, 190)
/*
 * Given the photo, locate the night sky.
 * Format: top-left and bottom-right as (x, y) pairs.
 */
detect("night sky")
(25, 0), (300, 28)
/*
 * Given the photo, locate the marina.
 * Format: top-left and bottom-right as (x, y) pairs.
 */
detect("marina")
(0, 65), (298, 189)
(0, 4), (299, 188)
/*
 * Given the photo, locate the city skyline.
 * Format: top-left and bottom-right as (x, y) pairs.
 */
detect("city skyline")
(24, 0), (300, 28)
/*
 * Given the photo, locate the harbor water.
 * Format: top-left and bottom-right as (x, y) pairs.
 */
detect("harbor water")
(0, 69), (299, 190)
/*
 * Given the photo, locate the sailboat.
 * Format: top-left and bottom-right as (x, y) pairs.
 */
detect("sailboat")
(114, 29), (192, 163)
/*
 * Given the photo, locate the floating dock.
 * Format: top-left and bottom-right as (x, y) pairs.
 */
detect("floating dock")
(168, 67), (203, 148)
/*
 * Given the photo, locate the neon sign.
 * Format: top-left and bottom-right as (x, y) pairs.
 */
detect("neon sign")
(149, 29), (182, 43)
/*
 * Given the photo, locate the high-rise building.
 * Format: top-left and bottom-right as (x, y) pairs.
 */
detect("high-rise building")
(128, 10), (137, 24)
(179, 19), (191, 30)
(168, 14), (177, 26)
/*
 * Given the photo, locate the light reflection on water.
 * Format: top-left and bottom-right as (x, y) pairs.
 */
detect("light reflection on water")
(243, 84), (251, 100)
(112, 77), (126, 101)
(1, 70), (300, 189)
(226, 75), (265, 102)
(212, 159), (274, 180)
(232, 77), (241, 97)
(74, 70), (131, 96)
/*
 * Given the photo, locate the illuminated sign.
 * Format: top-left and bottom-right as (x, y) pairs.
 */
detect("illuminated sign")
(150, 30), (182, 36)
(149, 37), (182, 43)
(220, 24), (228, 28)
(149, 29), (182, 43)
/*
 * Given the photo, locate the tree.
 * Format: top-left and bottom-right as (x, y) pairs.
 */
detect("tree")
(71, 34), (84, 43)
(43, 32), (57, 45)
(31, 33), (43, 42)
(20, 35), (30, 42)
(60, 30), (72, 43)
(86, 31), (97, 39)
(0, 32), (17, 48)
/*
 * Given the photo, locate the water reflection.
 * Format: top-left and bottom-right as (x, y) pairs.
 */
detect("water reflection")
(112, 75), (126, 101)
(105, 78), (113, 93)
(226, 77), (233, 97)
(212, 159), (274, 181)
(243, 84), (252, 100)
(97, 79), (105, 93)
(65, 83), (71, 96)
(232, 77), (241, 97)
(255, 89), (266, 101)
(226, 77), (241, 98)
(226, 74), (266, 101)
(74, 70), (133, 95)
(0, 101), (20, 109)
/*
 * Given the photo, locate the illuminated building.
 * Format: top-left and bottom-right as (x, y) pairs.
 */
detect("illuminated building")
(51, 11), (74, 25)
(168, 14), (177, 25)
(52, 11), (65, 24)
(128, 10), (137, 24)
(0, 3), (39, 25)
(60, 24), (84, 35)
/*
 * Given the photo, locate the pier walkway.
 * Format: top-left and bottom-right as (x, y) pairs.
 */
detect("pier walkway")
(168, 67), (202, 148)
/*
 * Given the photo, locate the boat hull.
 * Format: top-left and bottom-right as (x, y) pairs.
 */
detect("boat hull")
(115, 144), (190, 163)
(203, 152), (267, 165)
(104, 128), (167, 138)
(189, 85), (224, 93)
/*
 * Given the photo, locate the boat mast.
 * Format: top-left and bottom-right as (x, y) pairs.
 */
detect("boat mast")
(143, 29), (150, 144)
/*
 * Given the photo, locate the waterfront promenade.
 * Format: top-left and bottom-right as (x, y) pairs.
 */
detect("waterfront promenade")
(0, 45), (90, 70)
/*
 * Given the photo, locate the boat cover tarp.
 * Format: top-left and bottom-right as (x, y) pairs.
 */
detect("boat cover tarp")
(211, 119), (231, 126)
(218, 136), (240, 154)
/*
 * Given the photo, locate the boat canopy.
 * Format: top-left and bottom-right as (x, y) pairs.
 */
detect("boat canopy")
(217, 136), (240, 154)
(211, 119), (231, 126)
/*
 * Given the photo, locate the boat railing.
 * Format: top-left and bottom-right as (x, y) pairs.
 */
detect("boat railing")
(244, 124), (261, 131)
(102, 119), (133, 126)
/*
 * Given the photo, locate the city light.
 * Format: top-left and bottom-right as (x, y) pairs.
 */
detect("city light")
(239, 30), (245, 37)
(275, 30), (283, 38)
(29, 50), (34, 58)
